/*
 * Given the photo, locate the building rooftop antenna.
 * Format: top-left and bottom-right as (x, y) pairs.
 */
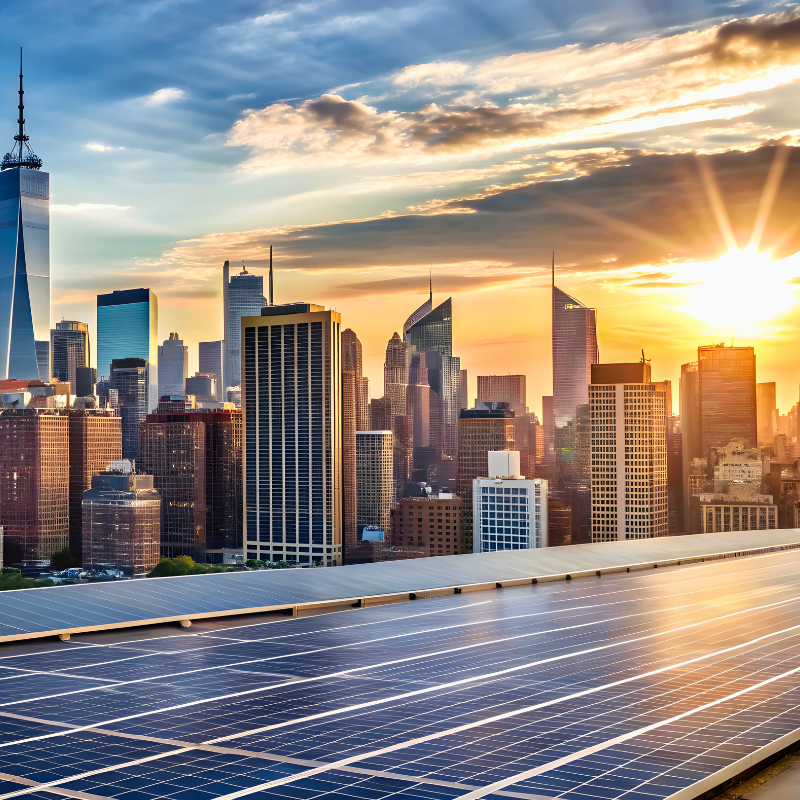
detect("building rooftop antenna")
(2, 48), (42, 171)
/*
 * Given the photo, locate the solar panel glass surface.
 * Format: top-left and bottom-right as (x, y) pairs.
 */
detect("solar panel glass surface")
(2, 550), (800, 799)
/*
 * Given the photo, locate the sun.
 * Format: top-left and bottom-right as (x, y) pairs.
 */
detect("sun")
(676, 247), (800, 332)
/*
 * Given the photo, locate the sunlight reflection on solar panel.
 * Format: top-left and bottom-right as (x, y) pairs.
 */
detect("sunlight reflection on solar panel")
(2, 549), (800, 799)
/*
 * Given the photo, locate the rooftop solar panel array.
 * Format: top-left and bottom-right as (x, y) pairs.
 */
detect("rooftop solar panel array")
(1, 546), (800, 799)
(2, 530), (800, 642)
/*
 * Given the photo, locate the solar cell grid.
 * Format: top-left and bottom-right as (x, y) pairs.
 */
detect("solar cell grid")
(3, 552), (800, 799)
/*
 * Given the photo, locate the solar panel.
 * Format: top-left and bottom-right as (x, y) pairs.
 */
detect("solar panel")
(1, 529), (800, 642)
(1, 546), (800, 798)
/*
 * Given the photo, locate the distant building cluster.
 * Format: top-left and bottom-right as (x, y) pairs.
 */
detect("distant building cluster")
(0, 83), (790, 578)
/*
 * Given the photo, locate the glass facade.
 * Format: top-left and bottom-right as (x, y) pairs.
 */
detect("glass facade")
(698, 344), (757, 453)
(157, 332), (188, 397)
(199, 340), (223, 400)
(110, 357), (148, 462)
(224, 264), (265, 391)
(406, 297), (452, 357)
(552, 284), (598, 545)
(244, 305), (342, 566)
(50, 320), (89, 388)
(97, 288), (158, 410)
(405, 298), (460, 464)
(0, 168), (50, 381)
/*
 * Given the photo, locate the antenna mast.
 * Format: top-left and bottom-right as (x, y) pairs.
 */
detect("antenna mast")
(2, 48), (42, 171)
(269, 246), (273, 305)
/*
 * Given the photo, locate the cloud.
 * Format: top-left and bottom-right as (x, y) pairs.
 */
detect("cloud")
(141, 144), (800, 292)
(85, 143), (124, 152)
(51, 203), (132, 214)
(226, 11), (800, 173)
(143, 87), (186, 106)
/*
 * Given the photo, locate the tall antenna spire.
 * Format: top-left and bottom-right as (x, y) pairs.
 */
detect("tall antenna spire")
(2, 48), (42, 171)
(17, 48), (23, 158)
(552, 251), (555, 287)
(429, 268), (432, 301)
(269, 245), (273, 305)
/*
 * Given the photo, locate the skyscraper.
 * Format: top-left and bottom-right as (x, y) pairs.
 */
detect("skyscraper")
(457, 403), (515, 552)
(243, 303), (342, 566)
(51, 321), (89, 391)
(139, 404), (206, 561)
(199, 340), (223, 400)
(356, 430), (393, 538)
(477, 375), (526, 415)
(342, 370), (358, 562)
(110, 357), (148, 462)
(680, 361), (701, 533)
(384, 332), (412, 500)
(553, 286), (598, 427)
(552, 267), (598, 545)
(0, 59), (50, 382)
(342, 328), (369, 431)
(0, 408), (68, 563)
(158, 332), (188, 397)
(223, 261), (266, 393)
(589, 362), (668, 541)
(757, 382), (777, 446)
(698, 344), (757, 454)
(404, 292), (461, 492)
(139, 400), (241, 561)
(67, 408), (122, 564)
(97, 288), (158, 409)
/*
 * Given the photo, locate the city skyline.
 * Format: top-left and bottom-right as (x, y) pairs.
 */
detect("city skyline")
(3, 6), (800, 412)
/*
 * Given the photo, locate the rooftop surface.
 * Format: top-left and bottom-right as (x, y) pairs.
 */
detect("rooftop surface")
(2, 546), (800, 799)
(3, 530), (800, 642)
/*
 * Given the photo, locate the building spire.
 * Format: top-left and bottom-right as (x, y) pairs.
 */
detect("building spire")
(552, 251), (555, 287)
(269, 245), (273, 305)
(429, 268), (432, 301)
(2, 48), (42, 171)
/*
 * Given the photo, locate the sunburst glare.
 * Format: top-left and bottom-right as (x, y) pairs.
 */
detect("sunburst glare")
(676, 247), (800, 332)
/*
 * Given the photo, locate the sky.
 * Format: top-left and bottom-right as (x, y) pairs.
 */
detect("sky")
(6, 1), (800, 415)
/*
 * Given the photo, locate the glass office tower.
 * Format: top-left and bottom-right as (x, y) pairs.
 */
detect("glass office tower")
(0, 93), (50, 381)
(199, 340), (223, 400)
(97, 288), (158, 410)
(223, 261), (265, 393)
(552, 282), (598, 545)
(51, 320), (89, 389)
(698, 344), (757, 453)
(405, 296), (461, 464)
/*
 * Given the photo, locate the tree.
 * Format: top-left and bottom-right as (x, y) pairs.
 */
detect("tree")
(0, 573), (54, 591)
(51, 549), (70, 571)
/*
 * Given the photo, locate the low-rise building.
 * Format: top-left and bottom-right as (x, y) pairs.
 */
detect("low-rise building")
(82, 464), (161, 574)
(472, 451), (547, 552)
(391, 492), (464, 557)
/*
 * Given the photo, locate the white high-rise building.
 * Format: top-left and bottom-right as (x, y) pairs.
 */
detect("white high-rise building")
(242, 303), (342, 566)
(589, 363), (668, 542)
(473, 451), (547, 552)
(356, 430), (393, 539)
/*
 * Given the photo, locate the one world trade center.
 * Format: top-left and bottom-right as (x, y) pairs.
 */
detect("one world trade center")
(0, 53), (49, 381)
